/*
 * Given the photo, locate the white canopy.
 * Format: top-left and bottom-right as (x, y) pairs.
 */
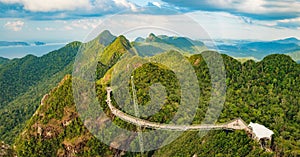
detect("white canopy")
(249, 122), (274, 140)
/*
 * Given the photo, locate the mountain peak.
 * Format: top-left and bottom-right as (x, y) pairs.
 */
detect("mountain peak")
(147, 33), (156, 41)
(96, 30), (116, 46)
(276, 37), (300, 44)
(114, 35), (132, 49)
(261, 54), (296, 65)
(149, 33), (156, 38)
(99, 35), (132, 65)
(99, 30), (113, 36)
(146, 33), (163, 42)
(135, 37), (145, 42)
(284, 37), (299, 41)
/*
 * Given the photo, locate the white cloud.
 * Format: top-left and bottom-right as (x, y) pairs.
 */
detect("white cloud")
(64, 26), (73, 30)
(187, 11), (300, 40)
(1, 11), (300, 42)
(44, 27), (54, 31)
(72, 19), (101, 29)
(196, 0), (300, 14)
(92, 0), (115, 12)
(0, 0), (21, 3)
(4, 20), (24, 31)
(240, 0), (300, 14)
(275, 17), (300, 28)
(0, 0), (138, 13)
(0, 0), (20, 4)
(278, 17), (300, 23)
(256, 17), (300, 29)
(113, 0), (137, 11)
(0, 0), (91, 12)
(162, 0), (300, 21)
(150, 2), (162, 8)
(91, 0), (138, 12)
(61, 19), (102, 31)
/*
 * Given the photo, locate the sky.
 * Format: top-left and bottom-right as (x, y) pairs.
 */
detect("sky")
(0, 0), (300, 42)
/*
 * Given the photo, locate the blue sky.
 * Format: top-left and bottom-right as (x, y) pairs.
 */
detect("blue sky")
(0, 0), (300, 42)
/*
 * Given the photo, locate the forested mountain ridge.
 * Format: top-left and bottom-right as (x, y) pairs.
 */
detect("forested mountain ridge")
(0, 31), (299, 156)
(15, 75), (112, 157)
(0, 30), (120, 145)
(14, 34), (135, 156)
(0, 41), (82, 144)
(0, 57), (9, 65)
(13, 33), (300, 156)
(132, 33), (206, 56)
(0, 30), (132, 145)
(0, 41), (81, 106)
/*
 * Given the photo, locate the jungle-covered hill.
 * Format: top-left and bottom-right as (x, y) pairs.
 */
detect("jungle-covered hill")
(13, 33), (300, 156)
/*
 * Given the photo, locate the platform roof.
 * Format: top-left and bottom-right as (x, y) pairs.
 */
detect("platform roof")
(249, 122), (274, 140)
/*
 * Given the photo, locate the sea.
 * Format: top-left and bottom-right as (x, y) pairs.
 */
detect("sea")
(0, 43), (67, 59)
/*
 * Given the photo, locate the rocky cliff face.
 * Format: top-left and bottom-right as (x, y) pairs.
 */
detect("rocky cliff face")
(14, 75), (112, 157)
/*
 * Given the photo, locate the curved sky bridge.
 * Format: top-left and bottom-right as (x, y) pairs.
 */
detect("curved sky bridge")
(105, 87), (249, 132)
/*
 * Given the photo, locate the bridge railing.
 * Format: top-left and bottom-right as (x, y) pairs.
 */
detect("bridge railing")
(105, 87), (248, 131)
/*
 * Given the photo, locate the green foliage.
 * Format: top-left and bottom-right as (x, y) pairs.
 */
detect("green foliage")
(0, 41), (82, 144)
(0, 141), (16, 157)
(0, 41), (81, 105)
(99, 35), (132, 65)
(0, 57), (9, 65)
(98, 52), (299, 156)
(14, 75), (112, 157)
(9, 33), (300, 156)
(130, 62), (180, 123)
(154, 131), (272, 157)
(217, 54), (300, 156)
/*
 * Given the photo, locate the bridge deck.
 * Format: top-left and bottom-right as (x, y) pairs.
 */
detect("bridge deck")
(106, 87), (248, 131)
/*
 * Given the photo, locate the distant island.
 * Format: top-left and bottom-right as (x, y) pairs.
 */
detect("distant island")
(214, 37), (300, 60)
(0, 41), (29, 47)
(34, 41), (46, 46)
(0, 41), (46, 47)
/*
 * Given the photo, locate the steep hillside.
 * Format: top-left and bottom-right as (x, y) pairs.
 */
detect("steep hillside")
(0, 62), (76, 144)
(99, 35), (132, 65)
(14, 34), (134, 156)
(15, 49), (300, 156)
(96, 35), (134, 80)
(0, 30), (118, 144)
(0, 41), (82, 144)
(1, 32), (298, 156)
(0, 41), (81, 107)
(15, 75), (112, 157)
